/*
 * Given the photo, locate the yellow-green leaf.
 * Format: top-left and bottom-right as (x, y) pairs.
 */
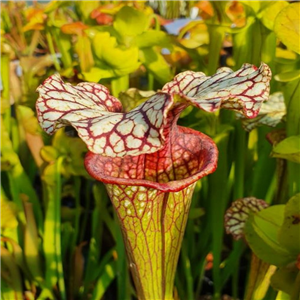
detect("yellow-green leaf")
(272, 135), (300, 163)
(92, 32), (140, 77)
(140, 47), (172, 84)
(119, 88), (155, 112)
(244, 206), (295, 267)
(274, 70), (300, 83)
(17, 105), (41, 135)
(40, 146), (59, 163)
(1, 198), (18, 229)
(274, 3), (300, 54)
(81, 67), (115, 82)
(113, 6), (149, 37)
(135, 30), (171, 48)
(261, 1), (289, 31)
(75, 35), (94, 72)
(278, 194), (300, 254)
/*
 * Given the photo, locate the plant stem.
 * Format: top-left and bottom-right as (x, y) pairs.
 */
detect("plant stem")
(207, 25), (226, 75)
(51, 27), (73, 69)
(111, 75), (129, 98)
(55, 157), (66, 300)
(1, 54), (11, 134)
(208, 128), (232, 298)
(115, 212), (130, 300)
(232, 124), (247, 298)
(148, 73), (154, 91)
(79, 181), (92, 242)
(181, 242), (194, 300)
(70, 177), (81, 251)
(251, 127), (276, 200)
(43, 157), (65, 299)
(1, 121), (43, 233)
(82, 183), (107, 299)
(27, 30), (41, 56)
(285, 79), (300, 197)
(233, 124), (246, 200)
(46, 31), (61, 71)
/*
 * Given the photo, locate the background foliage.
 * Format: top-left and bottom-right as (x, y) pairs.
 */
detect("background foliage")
(1, 1), (299, 299)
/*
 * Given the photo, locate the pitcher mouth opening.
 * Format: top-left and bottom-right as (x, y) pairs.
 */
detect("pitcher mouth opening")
(84, 126), (218, 192)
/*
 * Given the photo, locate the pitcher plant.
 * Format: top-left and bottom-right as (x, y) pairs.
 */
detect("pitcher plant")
(36, 63), (271, 299)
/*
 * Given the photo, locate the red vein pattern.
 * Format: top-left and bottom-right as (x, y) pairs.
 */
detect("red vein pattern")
(85, 123), (218, 192)
(224, 197), (269, 240)
(236, 92), (286, 132)
(36, 63), (271, 159)
(36, 74), (173, 157)
(162, 63), (271, 118)
(85, 111), (218, 298)
(106, 183), (195, 299)
(36, 63), (272, 299)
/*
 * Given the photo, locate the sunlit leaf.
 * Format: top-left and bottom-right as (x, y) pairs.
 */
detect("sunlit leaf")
(271, 135), (300, 163)
(23, 200), (43, 280)
(45, 130), (87, 176)
(1, 198), (18, 230)
(16, 105), (42, 135)
(140, 47), (172, 84)
(278, 194), (300, 254)
(41, 129), (88, 177)
(244, 205), (296, 266)
(179, 21), (209, 49)
(75, 1), (101, 23)
(261, 1), (289, 31)
(54, 130), (88, 177)
(274, 3), (300, 54)
(80, 67), (115, 82)
(276, 48), (298, 61)
(44, 1), (73, 13)
(240, 1), (261, 14)
(41, 146), (59, 162)
(75, 35), (94, 72)
(135, 30), (171, 48)
(275, 70), (300, 83)
(92, 32), (140, 77)
(23, 7), (46, 32)
(113, 6), (149, 37)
